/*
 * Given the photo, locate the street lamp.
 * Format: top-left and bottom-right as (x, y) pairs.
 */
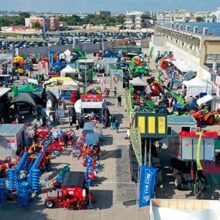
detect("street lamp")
(83, 43), (87, 94)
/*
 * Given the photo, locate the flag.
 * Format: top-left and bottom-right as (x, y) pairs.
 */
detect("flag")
(149, 46), (154, 59)
(139, 165), (157, 208)
(196, 131), (204, 171)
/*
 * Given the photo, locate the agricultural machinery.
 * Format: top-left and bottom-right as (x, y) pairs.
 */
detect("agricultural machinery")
(190, 110), (218, 126)
(169, 131), (218, 198)
(45, 171), (95, 209)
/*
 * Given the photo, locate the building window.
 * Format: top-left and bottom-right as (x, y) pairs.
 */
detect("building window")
(182, 127), (190, 132)
(168, 127), (172, 135)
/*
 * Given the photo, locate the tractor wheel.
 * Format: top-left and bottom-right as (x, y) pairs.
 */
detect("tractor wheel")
(174, 175), (182, 190)
(206, 115), (215, 125)
(45, 200), (55, 208)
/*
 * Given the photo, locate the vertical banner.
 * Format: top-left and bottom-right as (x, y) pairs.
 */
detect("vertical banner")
(196, 131), (204, 171)
(139, 165), (157, 208)
(43, 16), (47, 34)
(48, 50), (54, 66)
(72, 37), (76, 49)
(130, 127), (142, 166)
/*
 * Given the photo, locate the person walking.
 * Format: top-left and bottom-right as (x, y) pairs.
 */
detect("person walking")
(114, 86), (117, 97)
(111, 116), (116, 130)
(115, 120), (119, 133)
(117, 95), (122, 107)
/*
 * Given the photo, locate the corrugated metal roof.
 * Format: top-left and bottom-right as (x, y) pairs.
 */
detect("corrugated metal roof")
(167, 116), (196, 124)
(0, 124), (25, 136)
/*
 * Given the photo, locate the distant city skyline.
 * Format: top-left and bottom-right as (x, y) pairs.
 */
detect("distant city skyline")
(0, 0), (220, 13)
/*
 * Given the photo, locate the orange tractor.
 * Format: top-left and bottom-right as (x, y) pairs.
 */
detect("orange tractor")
(190, 110), (219, 126)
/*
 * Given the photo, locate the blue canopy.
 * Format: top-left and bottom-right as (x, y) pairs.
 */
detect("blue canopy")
(103, 51), (119, 58)
(82, 122), (95, 134)
(52, 60), (66, 68)
(85, 133), (100, 145)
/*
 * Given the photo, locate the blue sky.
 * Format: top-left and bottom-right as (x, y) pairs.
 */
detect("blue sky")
(0, 0), (219, 13)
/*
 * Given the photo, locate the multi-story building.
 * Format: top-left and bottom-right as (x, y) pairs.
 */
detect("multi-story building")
(151, 25), (220, 100)
(156, 11), (173, 24)
(157, 10), (192, 24)
(124, 11), (152, 30)
(25, 16), (60, 31)
(212, 7), (220, 22)
(95, 11), (111, 17)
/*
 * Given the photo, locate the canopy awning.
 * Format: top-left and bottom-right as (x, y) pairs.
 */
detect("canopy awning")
(44, 77), (79, 87)
(171, 59), (197, 73)
(82, 122), (95, 134)
(85, 133), (100, 145)
(129, 77), (147, 86)
(197, 94), (213, 106)
(60, 64), (78, 76)
(12, 93), (43, 108)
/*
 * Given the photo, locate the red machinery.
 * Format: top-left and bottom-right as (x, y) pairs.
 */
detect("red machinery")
(150, 81), (162, 96)
(190, 110), (217, 126)
(45, 172), (95, 209)
(0, 157), (16, 178)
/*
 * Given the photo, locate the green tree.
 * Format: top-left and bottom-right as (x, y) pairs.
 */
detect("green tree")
(195, 17), (204, 22)
(32, 21), (41, 30)
(19, 12), (30, 18)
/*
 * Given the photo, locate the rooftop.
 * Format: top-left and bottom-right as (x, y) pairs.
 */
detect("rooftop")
(167, 116), (197, 124)
(0, 124), (25, 136)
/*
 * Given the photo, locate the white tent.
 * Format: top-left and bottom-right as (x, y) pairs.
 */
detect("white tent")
(59, 49), (73, 62)
(74, 99), (81, 114)
(171, 59), (197, 73)
(197, 94), (213, 106)
(183, 77), (212, 98)
(129, 77), (148, 86)
(60, 64), (78, 77)
(64, 49), (72, 56)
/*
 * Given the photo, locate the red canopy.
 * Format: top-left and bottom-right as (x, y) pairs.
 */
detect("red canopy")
(179, 131), (218, 138)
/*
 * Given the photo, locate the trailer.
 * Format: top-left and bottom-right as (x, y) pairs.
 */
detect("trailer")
(150, 199), (220, 220)
(165, 116), (197, 158)
(0, 124), (25, 158)
(170, 131), (218, 194)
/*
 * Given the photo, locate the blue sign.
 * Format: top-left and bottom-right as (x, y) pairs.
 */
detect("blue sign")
(48, 50), (54, 66)
(139, 165), (157, 208)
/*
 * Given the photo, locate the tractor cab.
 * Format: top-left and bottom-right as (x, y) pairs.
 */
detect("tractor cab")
(45, 171), (95, 209)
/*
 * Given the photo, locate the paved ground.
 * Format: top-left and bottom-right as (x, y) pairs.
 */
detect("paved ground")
(0, 75), (149, 220)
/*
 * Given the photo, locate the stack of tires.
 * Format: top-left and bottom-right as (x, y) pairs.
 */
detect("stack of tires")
(129, 145), (139, 183)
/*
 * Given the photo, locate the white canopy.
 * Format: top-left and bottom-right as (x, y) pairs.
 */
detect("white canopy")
(171, 59), (197, 73)
(74, 99), (81, 114)
(183, 77), (212, 98)
(60, 64), (78, 77)
(129, 77), (148, 86)
(64, 49), (72, 56)
(197, 94), (213, 106)
(59, 49), (73, 62)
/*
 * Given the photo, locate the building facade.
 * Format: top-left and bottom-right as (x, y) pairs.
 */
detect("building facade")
(151, 25), (220, 98)
(212, 7), (220, 22)
(156, 10), (192, 24)
(95, 11), (111, 17)
(124, 11), (152, 30)
(25, 16), (60, 31)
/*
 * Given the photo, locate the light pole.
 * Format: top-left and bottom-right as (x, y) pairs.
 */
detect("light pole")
(83, 43), (87, 94)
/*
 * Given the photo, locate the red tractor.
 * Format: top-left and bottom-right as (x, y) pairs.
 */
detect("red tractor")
(45, 172), (95, 209)
(190, 110), (217, 126)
